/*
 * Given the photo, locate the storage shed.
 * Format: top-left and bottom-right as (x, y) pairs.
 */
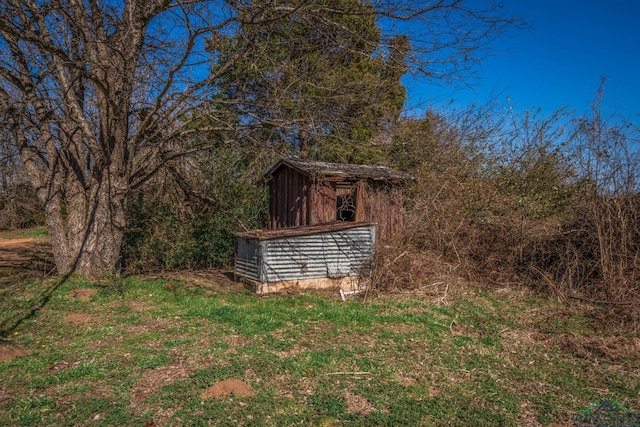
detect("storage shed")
(262, 158), (412, 241)
(235, 222), (375, 294)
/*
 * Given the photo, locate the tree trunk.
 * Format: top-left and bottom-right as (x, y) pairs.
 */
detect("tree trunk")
(70, 176), (127, 276)
(35, 166), (127, 276)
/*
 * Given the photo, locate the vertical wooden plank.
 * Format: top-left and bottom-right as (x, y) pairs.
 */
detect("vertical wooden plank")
(269, 176), (275, 228)
(325, 181), (337, 223)
(293, 169), (298, 226)
(289, 168), (294, 227)
(275, 172), (281, 228)
(309, 179), (316, 225)
(284, 167), (290, 227)
(268, 173), (276, 229)
(302, 175), (308, 226)
(355, 182), (364, 222)
(296, 172), (303, 226)
(278, 169), (285, 228)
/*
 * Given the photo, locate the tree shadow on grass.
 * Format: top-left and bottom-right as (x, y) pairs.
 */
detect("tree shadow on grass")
(0, 239), (55, 281)
(0, 273), (72, 339)
(0, 238), (60, 339)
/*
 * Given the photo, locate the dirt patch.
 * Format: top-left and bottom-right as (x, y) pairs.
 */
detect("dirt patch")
(344, 390), (375, 414)
(69, 288), (97, 301)
(63, 314), (92, 324)
(130, 362), (199, 409)
(0, 345), (31, 361)
(554, 333), (640, 361)
(202, 379), (252, 399)
(224, 335), (252, 349)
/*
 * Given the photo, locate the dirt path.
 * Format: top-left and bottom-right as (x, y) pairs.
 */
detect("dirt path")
(0, 233), (55, 362)
(0, 235), (54, 279)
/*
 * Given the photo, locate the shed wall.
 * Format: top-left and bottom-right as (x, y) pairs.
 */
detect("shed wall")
(234, 224), (375, 291)
(309, 180), (336, 225)
(359, 182), (404, 241)
(266, 163), (405, 242)
(260, 224), (375, 283)
(269, 166), (310, 229)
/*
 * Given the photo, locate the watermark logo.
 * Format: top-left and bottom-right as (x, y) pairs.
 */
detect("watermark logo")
(571, 400), (640, 427)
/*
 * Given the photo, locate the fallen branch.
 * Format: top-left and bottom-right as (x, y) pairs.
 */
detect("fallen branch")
(529, 266), (569, 304)
(419, 281), (445, 289)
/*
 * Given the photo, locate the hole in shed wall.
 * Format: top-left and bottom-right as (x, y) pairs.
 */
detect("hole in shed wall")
(336, 183), (357, 222)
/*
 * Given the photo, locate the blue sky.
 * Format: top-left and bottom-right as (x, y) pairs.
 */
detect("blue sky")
(405, 0), (640, 119)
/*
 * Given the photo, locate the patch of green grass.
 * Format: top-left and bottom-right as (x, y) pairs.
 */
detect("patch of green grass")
(1, 274), (639, 426)
(29, 227), (48, 238)
(0, 226), (47, 240)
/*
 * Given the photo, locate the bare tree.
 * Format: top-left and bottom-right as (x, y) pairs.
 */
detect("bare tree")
(0, 114), (41, 229)
(0, 0), (517, 276)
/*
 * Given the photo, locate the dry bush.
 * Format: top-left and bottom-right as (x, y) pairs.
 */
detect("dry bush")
(369, 239), (455, 294)
(0, 181), (43, 230)
(520, 194), (640, 302)
(389, 101), (640, 317)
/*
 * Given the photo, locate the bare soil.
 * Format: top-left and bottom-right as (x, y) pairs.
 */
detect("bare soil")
(0, 345), (31, 361)
(0, 235), (54, 281)
(202, 379), (252, 399)
(146, 270), (247, 294)
(0, 233), (54, 361)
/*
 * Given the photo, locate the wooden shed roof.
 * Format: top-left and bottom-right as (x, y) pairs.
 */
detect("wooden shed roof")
(263, 158), (413, 184)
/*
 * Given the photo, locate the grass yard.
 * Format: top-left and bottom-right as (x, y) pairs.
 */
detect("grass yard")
(1, 269), (639, 426)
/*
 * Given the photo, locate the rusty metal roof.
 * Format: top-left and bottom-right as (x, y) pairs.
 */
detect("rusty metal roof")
(235, 221), (375, 241)
(263, 158), (413, 183)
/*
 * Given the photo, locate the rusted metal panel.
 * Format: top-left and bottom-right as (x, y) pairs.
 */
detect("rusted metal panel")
(237, 221), (373, 240)
(235, 237), (261, 282)
(234, 223), (375, 292)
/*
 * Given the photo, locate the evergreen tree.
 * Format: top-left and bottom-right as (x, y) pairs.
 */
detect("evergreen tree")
(210, 0), (408, 163)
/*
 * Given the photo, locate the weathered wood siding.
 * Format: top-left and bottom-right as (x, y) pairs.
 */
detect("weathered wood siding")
(266, 162), (406, 242)
(359, 182), (404, 241)
(309, 180), (336, 225)
(268, 166), (310, 229)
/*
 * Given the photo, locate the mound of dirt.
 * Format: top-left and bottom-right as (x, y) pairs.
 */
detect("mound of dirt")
(0, 345), (31, 362)
(202, 379), (252, 399)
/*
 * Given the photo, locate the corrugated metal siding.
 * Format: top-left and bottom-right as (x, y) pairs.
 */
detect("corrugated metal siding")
(260, 224), (375, 283)
(234, 224), (375, 284)
(235, 238), (261, 282)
